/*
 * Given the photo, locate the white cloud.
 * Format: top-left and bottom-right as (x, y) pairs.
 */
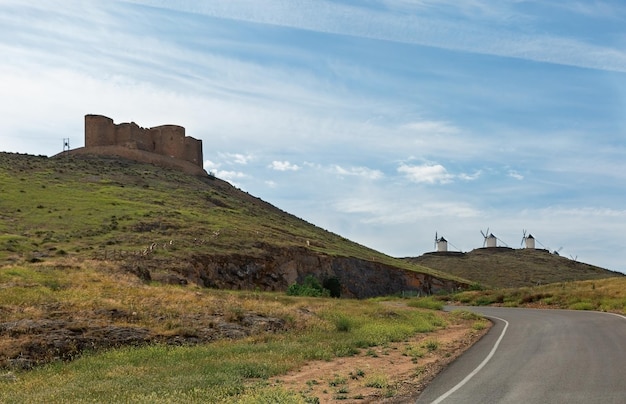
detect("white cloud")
(333, 165), (384, 180)
(125, 0), (626, 73)
(458, 170), (482, 181)
(219, 153), (254, 165)
(213, 170), (247, 184)
(333, 196), (480, 225)
(508, 170), (524, 180)
(269, 160), (300, 171)
(402, 120), (459, 135)
(398, 163), (453, 184)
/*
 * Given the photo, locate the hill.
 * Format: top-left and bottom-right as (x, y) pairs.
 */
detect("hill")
(405, 247), (623, 289)
(0, 152), (466, 297)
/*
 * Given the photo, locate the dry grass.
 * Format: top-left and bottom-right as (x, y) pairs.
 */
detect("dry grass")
(0, 260), (473, 403)
(451, 277), (626, 314)
(406, 248), (622, 288)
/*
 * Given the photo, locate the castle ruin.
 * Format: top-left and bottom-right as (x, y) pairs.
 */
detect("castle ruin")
(58, 114), (208, 176)
(84, 114), (203, 167)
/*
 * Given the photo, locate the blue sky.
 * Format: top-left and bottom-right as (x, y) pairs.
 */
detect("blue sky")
(1, 0), (625, 274)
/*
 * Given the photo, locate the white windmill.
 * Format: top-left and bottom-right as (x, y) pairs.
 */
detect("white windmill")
(480, 228), (498, 248)
(521, 230), (536, 249)
(434, 232), (448, 252)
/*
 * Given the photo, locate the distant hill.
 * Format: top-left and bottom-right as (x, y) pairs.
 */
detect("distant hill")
(0, 152), (467, 297)
(404, 247), (623, 289)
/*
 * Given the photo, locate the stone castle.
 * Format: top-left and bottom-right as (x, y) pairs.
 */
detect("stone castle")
(84, 114), (203, 167)
(62, 115), (206, 176)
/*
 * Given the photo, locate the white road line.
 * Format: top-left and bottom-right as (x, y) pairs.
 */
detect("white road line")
(430, 315), (509, 404)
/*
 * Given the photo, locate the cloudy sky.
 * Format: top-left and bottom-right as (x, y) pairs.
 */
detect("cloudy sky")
(2, 0), (626, 273)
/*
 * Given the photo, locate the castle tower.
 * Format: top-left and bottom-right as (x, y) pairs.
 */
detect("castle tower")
(85, 115), (115, 147)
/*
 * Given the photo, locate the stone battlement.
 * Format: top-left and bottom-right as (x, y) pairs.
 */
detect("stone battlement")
(84, 114), (203, 168)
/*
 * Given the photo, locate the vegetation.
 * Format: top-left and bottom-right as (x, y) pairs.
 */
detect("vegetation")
(0, 261), (452, 403)
(2, 152), (624, 402)
(450, 277), (626, 314)
(286, 275), (331, 297)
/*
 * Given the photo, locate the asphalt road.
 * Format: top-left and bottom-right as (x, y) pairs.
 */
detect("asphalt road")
(416, 306), (626, 404)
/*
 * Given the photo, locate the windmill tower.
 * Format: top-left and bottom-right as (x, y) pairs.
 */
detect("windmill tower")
(521, 230), (535, 249)
(434, 232), (448, 252)
(481, 228), (498, 248)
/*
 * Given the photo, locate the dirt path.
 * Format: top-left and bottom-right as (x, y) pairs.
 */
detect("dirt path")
(270, 315), (490, 403)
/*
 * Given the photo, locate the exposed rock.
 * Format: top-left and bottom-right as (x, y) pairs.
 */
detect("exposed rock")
(0, 313), (286, 370)
(178, 244), (462, 298)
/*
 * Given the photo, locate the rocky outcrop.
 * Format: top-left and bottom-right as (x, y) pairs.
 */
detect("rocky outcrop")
(178, 244), (462, 298)
(1, 312), (286, 369)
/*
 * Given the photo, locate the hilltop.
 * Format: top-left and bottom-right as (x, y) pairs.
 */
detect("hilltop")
(0, 152), (465, 297)
(405, 247), (623, 289)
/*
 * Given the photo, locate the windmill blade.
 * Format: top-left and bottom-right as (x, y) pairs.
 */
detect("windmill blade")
(496, 236), (509, 247)
(535, 238), (548, 250)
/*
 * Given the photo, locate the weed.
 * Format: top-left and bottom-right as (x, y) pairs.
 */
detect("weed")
(472, 320), (489, 331)
(350, 369), (365, 379)
(422, 339), (439, 352)
(329, 375), (347, 387)
(364, 374), (388, 389)
(334, 316), (352, 332)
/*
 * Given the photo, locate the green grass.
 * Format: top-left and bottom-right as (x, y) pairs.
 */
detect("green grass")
(407, 296), (445, 310)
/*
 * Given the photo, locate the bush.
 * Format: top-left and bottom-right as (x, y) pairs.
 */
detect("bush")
(286, 275), (330, 297)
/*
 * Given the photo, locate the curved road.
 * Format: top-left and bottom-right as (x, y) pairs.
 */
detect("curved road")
(416, 307), (626, 403)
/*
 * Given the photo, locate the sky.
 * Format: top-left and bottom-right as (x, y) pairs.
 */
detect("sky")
(1, 0), (625, 274)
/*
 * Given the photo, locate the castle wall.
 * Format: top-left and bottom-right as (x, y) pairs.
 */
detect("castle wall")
(84, 115), (203, 168)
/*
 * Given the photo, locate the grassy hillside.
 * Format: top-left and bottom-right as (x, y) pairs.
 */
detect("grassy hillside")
(405, 247), (622, 289)
(449, 277), (626, 314)
(0, 259), (487, 403)
(0, 152), (452, 280)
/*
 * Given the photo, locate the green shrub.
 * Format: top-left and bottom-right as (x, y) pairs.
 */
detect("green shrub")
(286, 275), (330, 297)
